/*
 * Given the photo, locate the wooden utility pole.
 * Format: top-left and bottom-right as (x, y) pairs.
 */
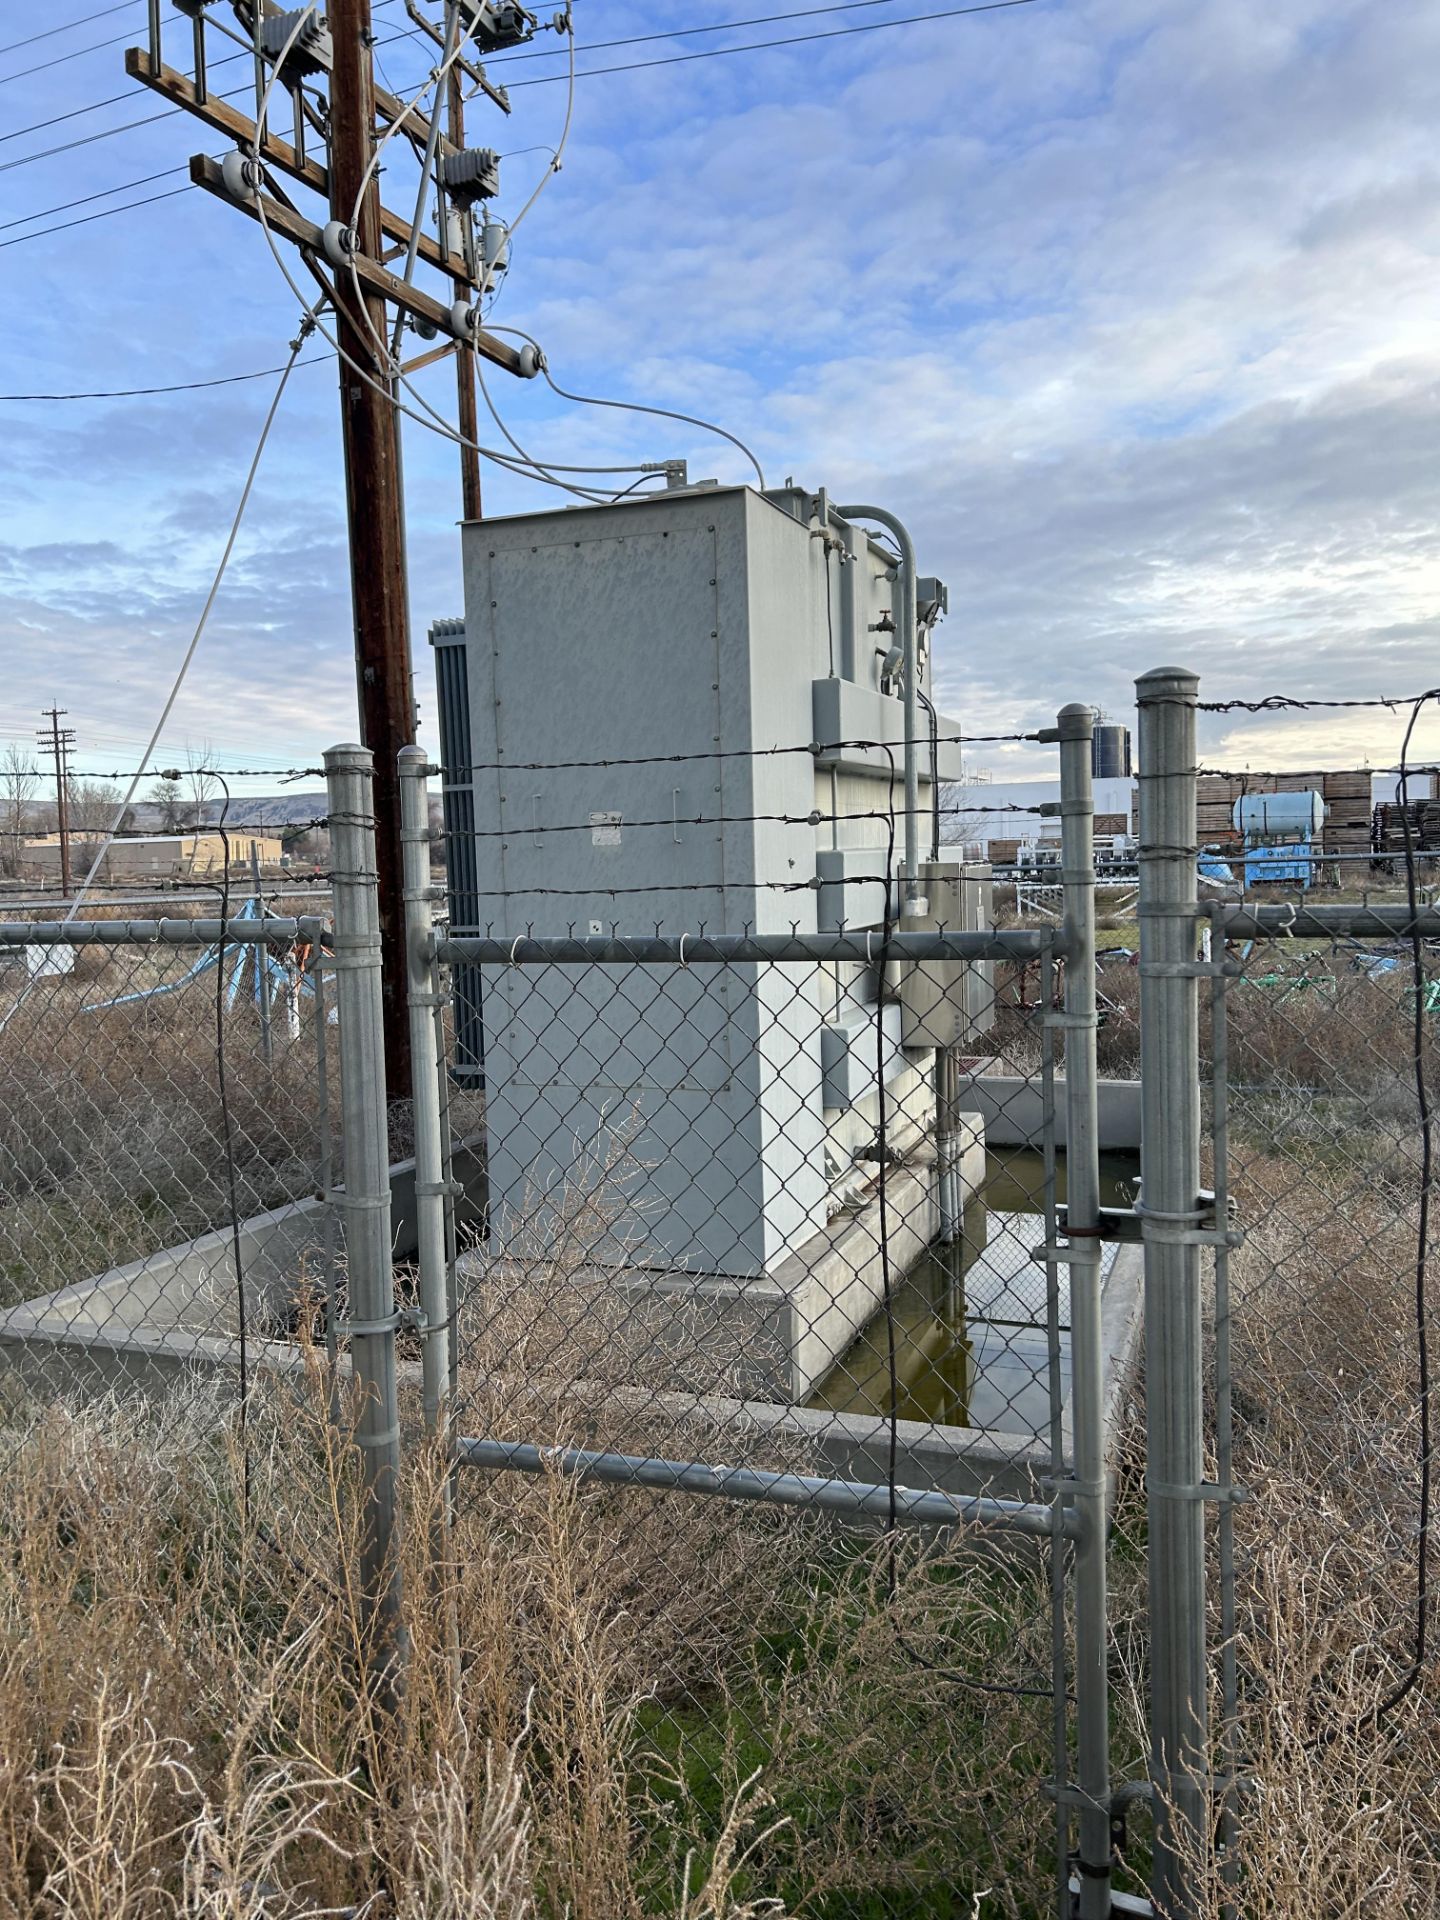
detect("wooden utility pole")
(37, 708), (74, 897)
(125, 2), (537, 1100)
(328, 0), (415, 1101)
(447, 59), (484, 523)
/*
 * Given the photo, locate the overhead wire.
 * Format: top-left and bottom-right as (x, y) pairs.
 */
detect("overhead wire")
(0, 356), (330, 401)
(63, 333), (310, 920)
(0, 332), (306, 1043)
(239, 15), (650, 499)
(490, 324), (768, 489)
(0, 0), (1033, 184)
(0, 0), (142, 64)
(504, 0), (1039, 86)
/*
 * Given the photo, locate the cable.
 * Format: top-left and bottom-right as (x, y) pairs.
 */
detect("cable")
(505, 0), (1040, 86)
(0, 355), (329, 400)
(0, 162), (188, 236)
(209, 776), (253, 1518)
(500, 6), (573, 244)
(483, 0), (909, 67)
(490, 325), (768, 489)
(0, 183), (192, 249)
(63, 334), (308, 920)
(0, 0), (140, 63)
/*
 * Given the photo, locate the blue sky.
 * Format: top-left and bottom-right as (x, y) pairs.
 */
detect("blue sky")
(2, 0), (1438, 794)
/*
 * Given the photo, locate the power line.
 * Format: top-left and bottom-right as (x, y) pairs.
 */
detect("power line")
(0, 0), (1032, 172)
(0, 182), (192, 250)
(0, 2), (1037, 254)
(0, 354), (329, 401)
(506, 0), (1039, 86)
(0, 0), (139, 64)
(0, 162), (186, 235)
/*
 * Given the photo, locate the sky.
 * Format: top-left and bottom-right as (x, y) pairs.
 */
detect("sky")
(1, 0), (1438, 799)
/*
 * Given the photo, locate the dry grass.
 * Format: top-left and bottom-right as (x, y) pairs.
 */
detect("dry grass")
(0, 1362), (818, 1920)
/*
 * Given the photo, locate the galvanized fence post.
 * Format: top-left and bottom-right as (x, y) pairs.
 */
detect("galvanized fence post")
(398, 746), (451, 1438)
(1055, 703), (1112, 1917)
(1135, 669), (1207, 1916)
(324, 744), (405, 1692)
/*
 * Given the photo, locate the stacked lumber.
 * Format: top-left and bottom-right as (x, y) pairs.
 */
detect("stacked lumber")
(1197, 770), (1372, 869)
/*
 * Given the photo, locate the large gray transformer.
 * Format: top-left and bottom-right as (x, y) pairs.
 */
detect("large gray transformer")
(434, 483), (987, 1277)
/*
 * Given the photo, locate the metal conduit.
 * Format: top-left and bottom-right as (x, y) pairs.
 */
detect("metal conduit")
(0, 917), (329, 947)
(434, 930), (1059, 965)
(454, 1439), (1081, 1541)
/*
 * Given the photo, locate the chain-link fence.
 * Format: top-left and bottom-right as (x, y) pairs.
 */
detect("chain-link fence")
(0, 697), (1434, 1918)
(407, 705), (1136, 1920)
(0, 899), (337, 1408)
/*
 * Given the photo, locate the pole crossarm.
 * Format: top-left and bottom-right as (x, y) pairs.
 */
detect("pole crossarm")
(127, 51), (489, 294)
(188, 153), (524, 374)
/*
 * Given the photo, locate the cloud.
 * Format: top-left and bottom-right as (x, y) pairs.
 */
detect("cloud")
(3, 0), (1439, 781)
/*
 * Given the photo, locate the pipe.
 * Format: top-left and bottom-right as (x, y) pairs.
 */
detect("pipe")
(834, 503), (923, 912)
(324, 744), (406, 1702)
(453, 1438), (1082, 1540)
(433, 930), (1054, 966)
(1057, 701), (1113, 1918)
(1135, 668), (1208, 1916)
(398, 747), (451, 1438)
(0, 917), (328, 947)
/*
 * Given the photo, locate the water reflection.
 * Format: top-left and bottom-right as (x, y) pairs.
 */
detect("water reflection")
(806, 1148), (1140, 1430)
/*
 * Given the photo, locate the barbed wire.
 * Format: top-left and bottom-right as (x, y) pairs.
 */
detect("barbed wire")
(1198, 690), (1440, 715)
(439, 730), (1043, 778)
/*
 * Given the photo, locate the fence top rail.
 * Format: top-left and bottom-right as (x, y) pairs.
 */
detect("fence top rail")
(434, 928), (1057, 965)
(0, 916), (330, 949)
(1209, 903), (1440, 940)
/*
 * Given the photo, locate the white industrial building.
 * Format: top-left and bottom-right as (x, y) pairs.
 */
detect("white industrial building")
(944, 776), (1138, 864)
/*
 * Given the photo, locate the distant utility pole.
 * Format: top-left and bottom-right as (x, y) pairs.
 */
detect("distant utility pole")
(37, 707), (75, 897)
(125, 0), (542, 1101)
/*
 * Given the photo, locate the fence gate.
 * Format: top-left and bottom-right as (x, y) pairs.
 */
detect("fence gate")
(403, 706), (1139, 1918)
(1133, 669), (1440, 1920)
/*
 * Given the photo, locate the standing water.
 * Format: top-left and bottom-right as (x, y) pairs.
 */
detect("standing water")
(806, 1148), (1140, 1431)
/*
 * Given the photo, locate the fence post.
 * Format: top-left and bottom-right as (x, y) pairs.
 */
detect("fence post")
(1056, 702), (1112, 1918)
(398, 745), (451, 1437)
(324, 743), (405, 1695)
(1135, 668), (1207, 1917)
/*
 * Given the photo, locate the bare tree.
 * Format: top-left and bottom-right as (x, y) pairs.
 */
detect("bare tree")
(66, 779), (125, 835)
(1, 745), (38, 876)
(149, 773), (187, 834)
(184, 748), (221, 828)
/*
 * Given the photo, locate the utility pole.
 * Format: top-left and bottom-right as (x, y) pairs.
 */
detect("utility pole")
(447, 55), (484, 523)
(124, 1), (542, 1104)
(37, 708), (74, 898)
(328, 0), (416, 1101)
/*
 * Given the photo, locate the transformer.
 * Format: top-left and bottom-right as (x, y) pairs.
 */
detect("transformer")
(434, 484), (984, 1277)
